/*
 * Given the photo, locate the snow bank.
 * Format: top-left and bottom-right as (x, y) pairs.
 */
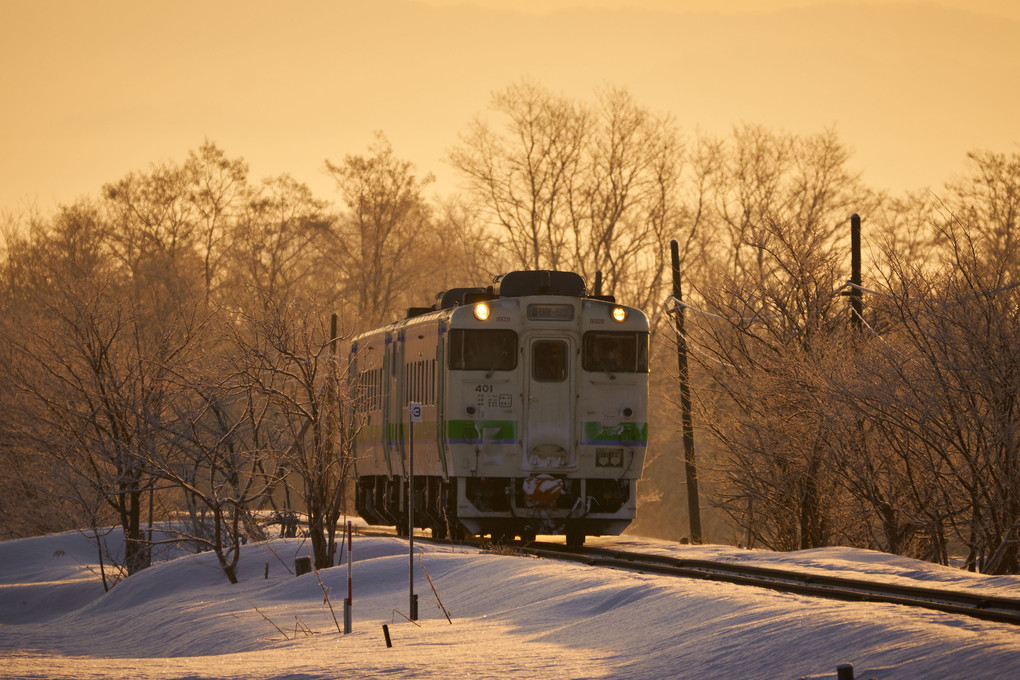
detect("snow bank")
(1, 531), (1019, 679)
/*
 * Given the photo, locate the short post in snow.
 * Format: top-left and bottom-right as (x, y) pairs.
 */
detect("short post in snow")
(294, 555), (312, 576)
(837, 663), (855, 680)
(408, 401), (422, 621)
(343, 520), (353, 634)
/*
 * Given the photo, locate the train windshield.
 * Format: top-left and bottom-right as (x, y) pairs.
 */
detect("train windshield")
(532, 340), (568, 382)
(582, 331), (649, 374)
(448, 329), (518, 371)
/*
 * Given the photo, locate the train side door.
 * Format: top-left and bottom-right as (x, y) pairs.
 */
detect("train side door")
(522, 336), (575, 469)
(386, 331), (406, 478)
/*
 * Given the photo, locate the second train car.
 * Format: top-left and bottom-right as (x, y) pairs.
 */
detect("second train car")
(349, 270), (648, 546)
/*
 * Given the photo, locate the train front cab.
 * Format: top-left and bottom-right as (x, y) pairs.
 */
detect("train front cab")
(447, 293), (648, 546)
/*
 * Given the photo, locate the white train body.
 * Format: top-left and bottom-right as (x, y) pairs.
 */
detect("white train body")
(349, 270), (648, 545)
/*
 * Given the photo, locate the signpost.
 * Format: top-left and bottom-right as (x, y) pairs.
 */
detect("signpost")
(344, 520), (352, 634)
(408, 401), (421, 621)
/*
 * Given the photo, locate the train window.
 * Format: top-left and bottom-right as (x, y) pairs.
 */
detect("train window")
(357, 367), (386, 414)
(448, 329), (518, 371)
(416, 361), (422, 403)
(375, 368), (381, 410)
(429, 359), (436, 404)
(532, 340), (568, 382)
(582, 331), (649, 373)
(418, 361), (425, 403)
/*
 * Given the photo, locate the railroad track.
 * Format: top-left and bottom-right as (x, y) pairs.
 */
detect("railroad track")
(517, 541), (1020, 626)
(363, 527), (1020, 625)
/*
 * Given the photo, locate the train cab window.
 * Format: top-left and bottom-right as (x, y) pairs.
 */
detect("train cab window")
(532, 340), (568, 382)
(449, 329), (518, 371)
(582, 331), (649, 374)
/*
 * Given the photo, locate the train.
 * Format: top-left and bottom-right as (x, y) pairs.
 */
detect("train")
(348, 270), (648, 546)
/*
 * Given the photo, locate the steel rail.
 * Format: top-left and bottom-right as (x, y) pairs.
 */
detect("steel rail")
(521, 542), (1020, 626)
(365, 528), (1020, 625)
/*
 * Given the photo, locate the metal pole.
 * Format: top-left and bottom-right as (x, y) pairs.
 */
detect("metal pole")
(408, 406), (417, 621)
(850, 214), (863, 333)
(671, 240), (703, 544)
(344, 520), (352, 634)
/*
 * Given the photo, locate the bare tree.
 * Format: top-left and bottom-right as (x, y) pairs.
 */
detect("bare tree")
(224, 174), (332, 311)
(229, 292), (356, 570)
(185, 141), (250, 303)
(150, 371), (277, 584)
(567, 86), (687, 309)
(835, 218), (1020, 572)
(449, 81), (690, 309)
(690, 221), (851, 551)
(681, 127), (868, 550)
(943, 150), (1020, 283)
(326, 133), (436, 330)
(3, 202), (206, 575)
(450, 80), (587, 272)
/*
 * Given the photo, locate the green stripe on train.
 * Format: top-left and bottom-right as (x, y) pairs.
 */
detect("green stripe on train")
(446, 419), (516, 443)
(582, 421), (648, 444)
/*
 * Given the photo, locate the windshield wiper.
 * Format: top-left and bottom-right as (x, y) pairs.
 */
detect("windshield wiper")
(596, 357), (616, 380)
(485, 351), (508, 379)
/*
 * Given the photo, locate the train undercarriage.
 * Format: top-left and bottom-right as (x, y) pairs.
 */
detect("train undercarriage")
(355, 474), (633, 547)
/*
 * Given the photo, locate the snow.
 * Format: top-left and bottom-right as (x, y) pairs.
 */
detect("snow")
(2, 528), (1019, 679)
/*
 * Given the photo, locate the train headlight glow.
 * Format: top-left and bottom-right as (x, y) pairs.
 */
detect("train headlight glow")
(473, 302), (491, 321)
(611, 306), (627, 322)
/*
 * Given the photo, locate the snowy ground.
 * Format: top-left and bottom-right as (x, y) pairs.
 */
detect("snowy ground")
(1, 528), (1019, 679)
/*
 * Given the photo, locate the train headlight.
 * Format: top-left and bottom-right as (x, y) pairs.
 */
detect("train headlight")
(611, 306), (627, 323)
(473, 302), (490, 321)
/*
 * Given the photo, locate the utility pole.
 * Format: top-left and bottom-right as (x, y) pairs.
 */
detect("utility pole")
(330, 313), (338, 354)
(671, 240), (702, 544)
(850, 214), (863, 333)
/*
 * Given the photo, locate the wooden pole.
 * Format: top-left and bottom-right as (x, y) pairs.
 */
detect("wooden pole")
(850, 214), (863, 333)
(330, 312), (338, 353)
(671, 240), (702, 544)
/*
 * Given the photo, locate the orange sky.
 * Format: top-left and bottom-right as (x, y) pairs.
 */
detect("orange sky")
(1, 0), (1017, 215)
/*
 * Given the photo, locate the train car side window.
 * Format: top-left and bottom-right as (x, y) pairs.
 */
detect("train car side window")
(429, 358), (436, 404)
(448, 329), (518, 371)
(582, 331), (649, 373)
(533, 340), (568, 382)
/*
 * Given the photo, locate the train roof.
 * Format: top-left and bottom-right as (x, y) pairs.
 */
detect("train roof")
(351, 269), (641, 347)
(406, 270), (608, 319)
